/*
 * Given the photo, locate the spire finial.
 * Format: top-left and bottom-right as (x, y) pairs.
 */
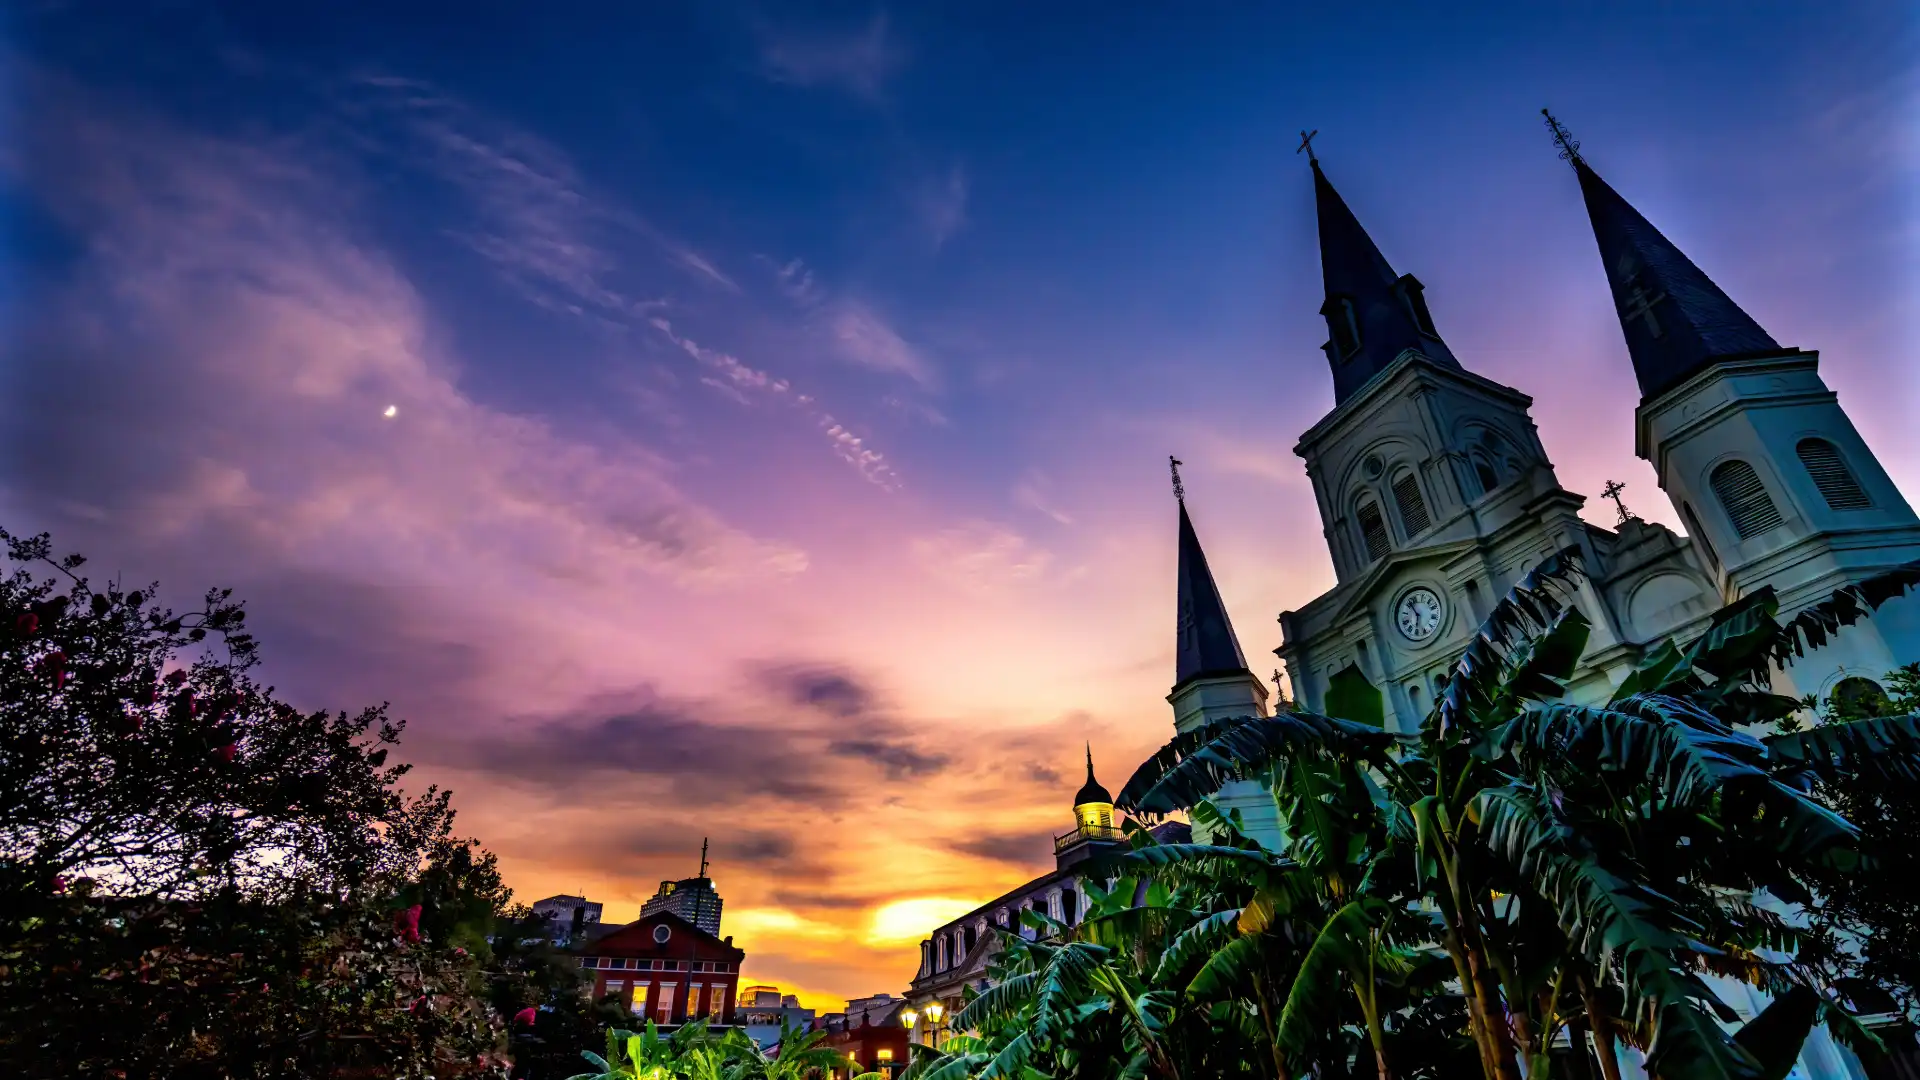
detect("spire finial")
(1542, 108), (1583, 169)
(698, 836), (709, 878)
(1601, 479), (1635, 524)
(1085, 743), (1095, 779)
(1297, 128), (1319, 166)
(1169, 455), (1185, 502)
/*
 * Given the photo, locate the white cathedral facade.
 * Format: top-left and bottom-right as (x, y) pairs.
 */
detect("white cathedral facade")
(1160, 136), (1920, 1080)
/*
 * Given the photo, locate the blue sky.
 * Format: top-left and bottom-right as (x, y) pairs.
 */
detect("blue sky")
(3, 0), (1915, 1002)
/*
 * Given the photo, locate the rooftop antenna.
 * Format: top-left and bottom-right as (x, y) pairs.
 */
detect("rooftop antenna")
(1169, 455), (1185, 502)
(698, 837), (709, 879)
(1297, 128), (1319, 166)
(1542, 109), (1583, 169)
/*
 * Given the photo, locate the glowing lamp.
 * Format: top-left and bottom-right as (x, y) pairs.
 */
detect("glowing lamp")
(925, 1002), (944, 1023)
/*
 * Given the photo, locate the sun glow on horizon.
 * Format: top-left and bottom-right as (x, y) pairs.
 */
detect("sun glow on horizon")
(866, 896), (982, 945)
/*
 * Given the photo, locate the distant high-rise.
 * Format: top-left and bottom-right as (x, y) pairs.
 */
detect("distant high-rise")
(639, 839), (724, 935)
(530, 894), (602, 945)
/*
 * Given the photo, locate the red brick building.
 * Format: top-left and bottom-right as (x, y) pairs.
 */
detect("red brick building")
(816, 995), (910, 1079)
(575, 910), (745, 1027)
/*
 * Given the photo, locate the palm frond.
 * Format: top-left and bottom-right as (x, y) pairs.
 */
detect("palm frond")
(1433, 545), (1586, 738)
(1491, 696), (1768, 806)
(1273, 899), (1381, 1057)
(1151, 909), (1241, 984)
(1118, 713), (1397, 815)
(952, 970), (1041, 1033)
(1764, 711), (1920, 787)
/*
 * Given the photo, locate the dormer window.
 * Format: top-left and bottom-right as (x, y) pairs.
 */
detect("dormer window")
(1323, 295), (1362, 358)
(1397, 274), (1438, 337)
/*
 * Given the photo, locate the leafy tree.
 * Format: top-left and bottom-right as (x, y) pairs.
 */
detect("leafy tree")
(0, 529), (512, 1077)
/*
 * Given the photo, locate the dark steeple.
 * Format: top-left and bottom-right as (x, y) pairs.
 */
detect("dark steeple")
(1546, 111), (1787, 402)
(1310, 155), (1459, 404)
(1073, 745), (1113, 807)
(1171, 457), (1251, 690)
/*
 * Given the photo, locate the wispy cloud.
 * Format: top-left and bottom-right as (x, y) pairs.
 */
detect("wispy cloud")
(915, 164), (969, 249)
(649, 315), (902, 490)
(756, 11), (908, 103)
(1014, 470), (1074, 525)
(829, 299), (938, 389)
(911, 522), (1053, 593)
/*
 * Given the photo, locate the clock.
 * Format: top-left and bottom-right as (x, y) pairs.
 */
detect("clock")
(1396, 587), (1444, 642)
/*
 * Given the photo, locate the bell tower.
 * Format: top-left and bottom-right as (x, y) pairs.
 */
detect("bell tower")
(1164, 459), (1282, 847)
(1556, 113), (1920, 695)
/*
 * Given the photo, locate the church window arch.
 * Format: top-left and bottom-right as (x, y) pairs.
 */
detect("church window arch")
(1708, 460), (1783, 539)
(1390, 470), (1432, 537)
(1472, 454), (1500, 498)
(1830, 676), (1892, 720)
(1795, 438), (1871, 511)
(1356, 500), (1390, 562)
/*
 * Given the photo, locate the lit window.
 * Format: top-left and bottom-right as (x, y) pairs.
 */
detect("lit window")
(1709, 460), (1783, 539)
(656, 983), (676, 1024)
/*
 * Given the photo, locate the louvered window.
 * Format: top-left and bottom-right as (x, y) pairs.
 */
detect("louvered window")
(1357, 502), (1390, 562)
(1709, 460), (1783, 539)
(1796, 438), (1871, 510)
(1392, 472), (1431, 536)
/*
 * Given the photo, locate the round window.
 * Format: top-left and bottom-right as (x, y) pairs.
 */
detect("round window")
(653, 924), (671, 944)
(1362, 454), (1385, 480)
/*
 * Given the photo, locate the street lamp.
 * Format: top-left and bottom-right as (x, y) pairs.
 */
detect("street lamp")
(925, 1002), (946, 1050)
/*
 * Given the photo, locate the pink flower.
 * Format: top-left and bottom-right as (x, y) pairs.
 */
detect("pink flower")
(395, 903), (422, 943)
(52, 875), (68, 894)
(409, 994), (429, 1014)
(215, 742), (238, 764)
(513, 1006), (537, 1027)
(15, 612), (38, 634)
(453, 947), (468, 958)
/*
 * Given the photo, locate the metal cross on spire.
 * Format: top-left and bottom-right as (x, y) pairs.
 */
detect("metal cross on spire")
(1601, 479), (1634, 524)
(1542, 109), (1583, 169)
(1297, 128), (1319, 165)
(1169, 455), (1186, 501)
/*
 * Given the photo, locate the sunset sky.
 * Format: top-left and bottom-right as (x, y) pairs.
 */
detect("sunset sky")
(3, 2), (1916, 1007)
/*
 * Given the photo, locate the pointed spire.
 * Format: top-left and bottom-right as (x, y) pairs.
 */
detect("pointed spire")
(1545, 110), (1786, 401)
(1173, 470), (1251, 690)
(1074, 744), (1112, 806)
(1309, 148), (1459, 404)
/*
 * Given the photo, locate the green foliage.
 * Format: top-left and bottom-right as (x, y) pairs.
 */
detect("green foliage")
(0, 529), (517, 1077)
(932, 552), (1920, 1080)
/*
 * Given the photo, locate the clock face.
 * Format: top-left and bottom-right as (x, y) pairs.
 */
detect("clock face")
(1396, 587), (1444, 641)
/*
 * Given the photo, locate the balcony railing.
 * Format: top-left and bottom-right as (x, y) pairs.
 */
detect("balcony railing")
(1054, 824), (1125, 854)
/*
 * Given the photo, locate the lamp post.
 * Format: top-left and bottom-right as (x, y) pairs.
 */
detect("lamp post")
(900, 1001), (947, 1051)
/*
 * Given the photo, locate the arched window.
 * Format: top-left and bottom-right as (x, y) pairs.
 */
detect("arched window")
(1708, 460), (1783, 539)
(1473, 456), (1500, 497)
(1681, 502), (1719, 570)
(1796, 438), (1871, 510)
(1356, 501), (1390, 562)
(935, 936), (947, 971)
(1831, 676), (1892, 720)
(1060, 890), (1078, 925)
(1391, 471), (1431, 537)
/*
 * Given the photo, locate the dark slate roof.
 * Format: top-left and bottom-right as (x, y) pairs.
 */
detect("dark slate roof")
(1313, 160), (1459, 404)
(1073, 746), (1112, 806)
(1175, 499), (1250, 689)
(1573, 158), (1785, 401)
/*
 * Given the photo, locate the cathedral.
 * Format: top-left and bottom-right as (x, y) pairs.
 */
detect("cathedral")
(1162, 122), (1920, 1080)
